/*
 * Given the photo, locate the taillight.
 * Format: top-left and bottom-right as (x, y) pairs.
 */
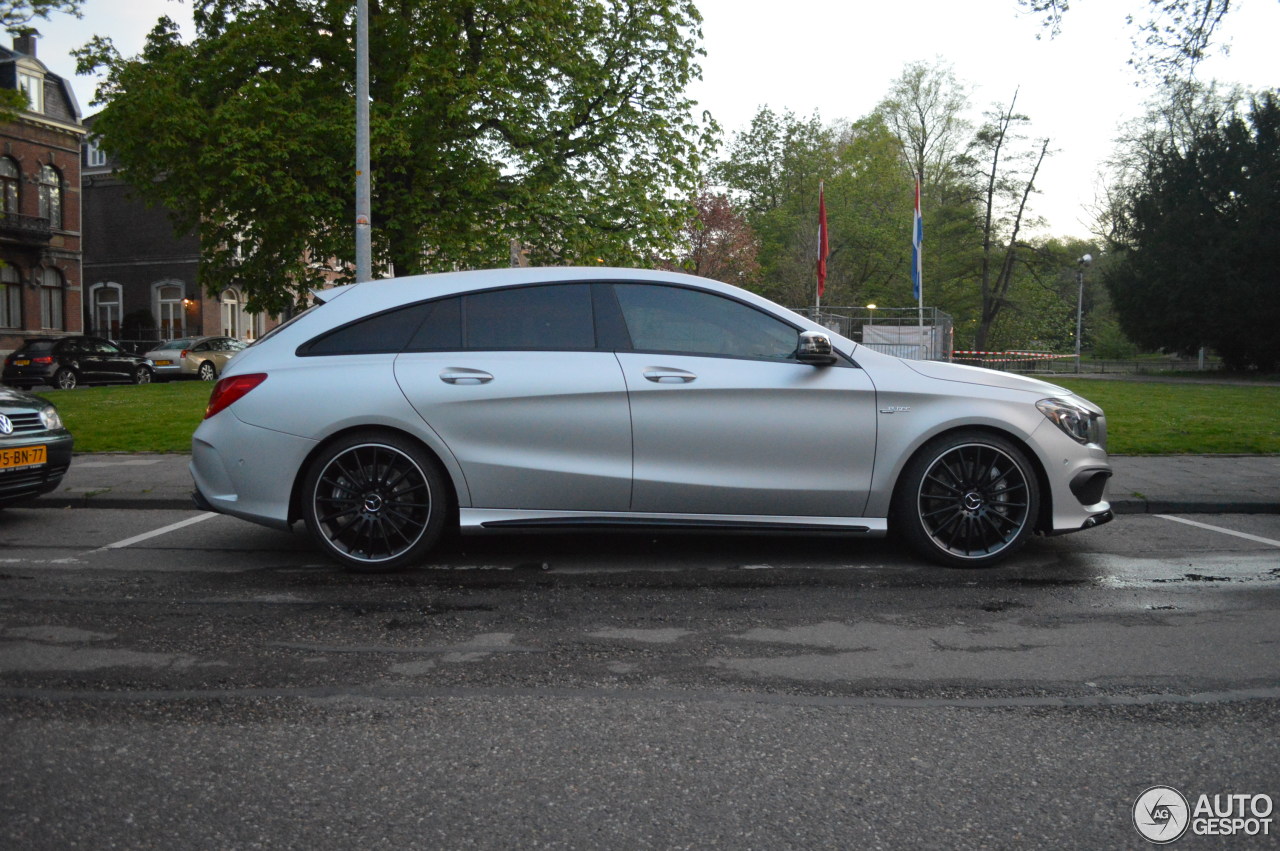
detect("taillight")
(180, 350), (190, 359)
(204, 373), (267, 419)
(33, 356), (54, 364)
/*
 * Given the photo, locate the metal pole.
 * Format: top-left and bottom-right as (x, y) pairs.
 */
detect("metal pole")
(354, 0), (372, 282)
(1074, 254), (1091, 374)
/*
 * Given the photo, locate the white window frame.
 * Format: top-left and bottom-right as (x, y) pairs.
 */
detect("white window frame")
(90, 282), (123, 338)
(154, 281), (186, 340)
(18, 71), (43, 114)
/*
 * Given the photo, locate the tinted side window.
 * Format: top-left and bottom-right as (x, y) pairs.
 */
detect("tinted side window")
(405, 297), (461, 351)
(463, 284), (594, 351)
(300, 301), (434, 356)
(613, 284), (797, 360)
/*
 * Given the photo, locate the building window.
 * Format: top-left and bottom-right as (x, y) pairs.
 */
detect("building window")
(221, 287), (248, 338)
(18, 72), (43, 114)
(0, 158), (18, 214)
(155, 283), (185, 340)
(91, 283), (122, 338)
(38, 164), (62, 229)
(85, 139), (107, 168)
(39, 267), (63, 330)
(0, 264), (20, 328)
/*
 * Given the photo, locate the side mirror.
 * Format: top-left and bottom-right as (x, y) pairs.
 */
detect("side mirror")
(796, 330), (837, 366)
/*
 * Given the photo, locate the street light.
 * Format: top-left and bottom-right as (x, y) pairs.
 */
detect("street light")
(1075, 254), (1092, 374)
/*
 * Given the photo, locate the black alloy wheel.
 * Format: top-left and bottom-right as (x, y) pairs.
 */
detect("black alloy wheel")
(302, 431), (449, 572)
(894, 431), (1040, 568)
(132, 365), (153, 385)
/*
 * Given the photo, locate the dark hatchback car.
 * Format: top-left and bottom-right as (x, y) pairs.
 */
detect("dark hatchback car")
(3, 336), (154, 390)
(0, 384), (73, 506)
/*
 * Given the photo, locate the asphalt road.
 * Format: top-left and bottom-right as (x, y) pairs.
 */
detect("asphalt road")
(2, 507), (1278, 849)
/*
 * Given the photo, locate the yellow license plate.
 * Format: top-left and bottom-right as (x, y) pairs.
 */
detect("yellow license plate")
(0, 445), (46, 471)
(13, 359), (29, 366)
(154, 359), (173, 366)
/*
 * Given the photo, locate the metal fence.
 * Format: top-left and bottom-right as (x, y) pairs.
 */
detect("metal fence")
(792, 306), (955, 361)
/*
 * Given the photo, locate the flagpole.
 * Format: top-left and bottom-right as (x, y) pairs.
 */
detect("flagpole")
(913, 175), (925, 357)
(816, 180), (827, 315)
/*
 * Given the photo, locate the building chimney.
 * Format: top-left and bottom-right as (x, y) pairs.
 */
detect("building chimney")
(13, 33), (36, 58)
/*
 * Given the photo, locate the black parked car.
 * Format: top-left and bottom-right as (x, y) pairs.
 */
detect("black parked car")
(2, 336), (154, 390)
(0, 384), (73, 506)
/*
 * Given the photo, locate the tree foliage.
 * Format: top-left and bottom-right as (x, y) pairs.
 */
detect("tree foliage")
(714, 107), (910, 307)
(1105, 92), (1280, 370)
(664, 186), (760, 285)
(1019, 0), (1261, 80)
(0, 0), (80, 32)
(77, 0), (715, 313)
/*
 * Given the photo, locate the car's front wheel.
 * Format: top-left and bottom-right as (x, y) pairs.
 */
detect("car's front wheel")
(892, 431), (1040, 568)
(132, 365), (152, 385)
(197, 361), (217, 381)
(301, 431), (449, 572)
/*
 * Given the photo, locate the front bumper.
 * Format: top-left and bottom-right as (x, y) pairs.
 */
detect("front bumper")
(0, 432), (74, 505)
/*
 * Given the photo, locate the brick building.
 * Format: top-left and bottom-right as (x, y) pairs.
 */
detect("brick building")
(83, 113), (278, 349)
(0, 33), (85, 355)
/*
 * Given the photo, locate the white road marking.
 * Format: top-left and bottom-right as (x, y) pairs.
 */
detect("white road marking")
(1155, 515), (1280, 548)
(97, 513), (219, 551)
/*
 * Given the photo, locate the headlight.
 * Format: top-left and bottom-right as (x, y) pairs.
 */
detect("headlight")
(1036, 397), (1100, 445)
(39, 405), (63, 430)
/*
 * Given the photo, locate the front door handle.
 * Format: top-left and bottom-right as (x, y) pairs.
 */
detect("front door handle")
(440, 368), (494, 385)
(643, 368), (697, 384)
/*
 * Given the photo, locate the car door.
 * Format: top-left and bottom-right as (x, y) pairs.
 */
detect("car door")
(94, 338), (135, 381)
(394, 283), (633, 512)
(609, 282), (878, 518)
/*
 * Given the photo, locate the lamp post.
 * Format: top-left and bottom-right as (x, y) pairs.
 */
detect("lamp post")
(1075, 254), (1092, 374)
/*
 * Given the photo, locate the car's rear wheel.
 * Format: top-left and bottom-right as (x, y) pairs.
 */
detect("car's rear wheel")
(301, 431), (449, 572)
(54, 368), (77, 390)
(893, 431), (1040, 568)
(197, 361), (217, 381)
(132, 365), (152, 385)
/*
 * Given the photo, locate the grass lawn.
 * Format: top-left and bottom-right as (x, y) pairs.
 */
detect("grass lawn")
(28, 375), (1280, 456)
(1056, 379), (1280, 455)
(34, 380), (210, 453)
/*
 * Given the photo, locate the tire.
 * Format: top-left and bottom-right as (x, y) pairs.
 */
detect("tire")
(892, 431), (1040, 568)
(54, 368), (78, 390)
(197, 361), (217, 381)
(132, 365), (153, 385)
(301, 431), (450, 572)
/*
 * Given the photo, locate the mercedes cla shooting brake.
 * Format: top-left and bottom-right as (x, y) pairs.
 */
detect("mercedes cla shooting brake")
(191, 267), (1113, 572)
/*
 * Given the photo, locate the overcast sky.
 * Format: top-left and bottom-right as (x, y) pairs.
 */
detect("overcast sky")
(28, 0), (1280, 239)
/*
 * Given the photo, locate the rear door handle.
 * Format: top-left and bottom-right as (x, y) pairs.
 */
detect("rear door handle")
(643, 368), (697, 384)
(440, 368), (494, 385)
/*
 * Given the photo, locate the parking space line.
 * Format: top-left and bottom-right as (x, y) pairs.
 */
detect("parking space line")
(1155, 515), (1280, 548)
(97, 513), (219, 551)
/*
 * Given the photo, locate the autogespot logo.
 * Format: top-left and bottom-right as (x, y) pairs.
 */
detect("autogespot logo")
(1134, 786), (1191, 844)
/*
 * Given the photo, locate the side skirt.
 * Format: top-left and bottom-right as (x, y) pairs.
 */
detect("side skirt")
(459, 508), (888, 537)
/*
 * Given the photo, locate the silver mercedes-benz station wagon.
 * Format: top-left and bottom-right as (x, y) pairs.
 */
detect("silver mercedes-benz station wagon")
(191, 267), (1113, 572)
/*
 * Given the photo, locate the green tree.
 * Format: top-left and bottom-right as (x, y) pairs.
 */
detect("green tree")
(76, 0), (715, 314)
(715, 107), (910, 307)
(1105, 92), (1280, 371)
(971, 90), (1050, 350)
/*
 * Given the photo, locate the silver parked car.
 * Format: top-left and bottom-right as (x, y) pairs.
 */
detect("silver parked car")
(145, 336), (247, 382)
(191, 267), (1113, 572)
